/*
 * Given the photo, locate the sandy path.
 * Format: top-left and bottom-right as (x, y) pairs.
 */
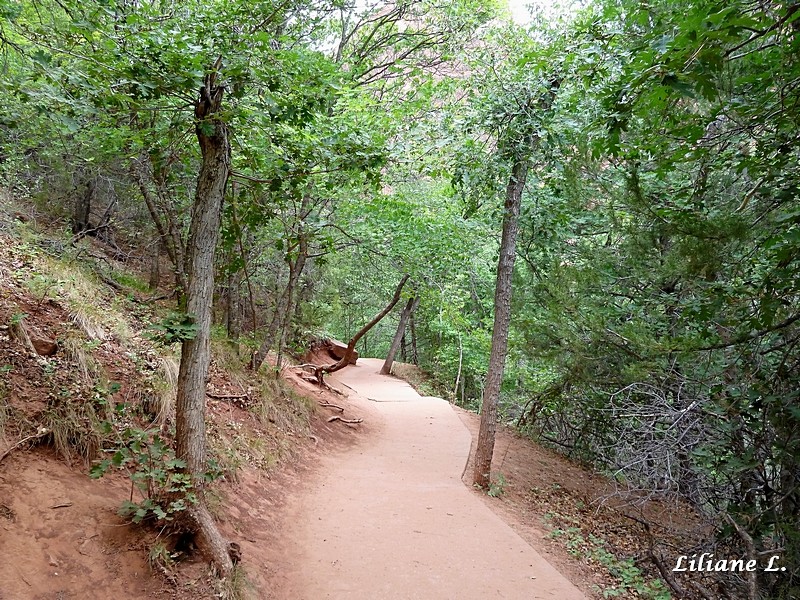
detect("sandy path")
(283, 358), (586, 599)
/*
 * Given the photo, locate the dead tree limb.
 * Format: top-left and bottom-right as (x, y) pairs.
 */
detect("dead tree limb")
(206, 392), (250, 401)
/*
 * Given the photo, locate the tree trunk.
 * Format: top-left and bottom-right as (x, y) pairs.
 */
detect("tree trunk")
(149, 235), (161, 290)
(174, 58), (234, 577)
(225, 266), (242, 342)
(314, 274), (409, 383)
(410, 311), (418, 365)
(472, 157), (528, 489)
(72, 176), (94, 234)
(453, 335), (463, 402)
(131, 159), (187, 296)
(251, 234), (308, 371)
(381, 295), (419, 375)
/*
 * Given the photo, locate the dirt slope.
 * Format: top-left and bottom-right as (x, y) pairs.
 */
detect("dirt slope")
(278, 358), (586, 600)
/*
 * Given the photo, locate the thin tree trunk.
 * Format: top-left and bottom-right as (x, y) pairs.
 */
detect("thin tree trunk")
(381, 295), (419, 375)
(131, 160), (187, 296)
(410, 311), (418, 365)
(149, 236), (161, 290)
(225, 264), (241, 342)
(175, 58), (234, 577)
(251, 235), (308, 371)
(472, 157), (528, 489)
(72, 176), (94, 234)
(453, 335), (463, 403)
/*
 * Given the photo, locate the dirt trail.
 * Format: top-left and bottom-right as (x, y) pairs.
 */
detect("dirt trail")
(282, 358), (586, 599)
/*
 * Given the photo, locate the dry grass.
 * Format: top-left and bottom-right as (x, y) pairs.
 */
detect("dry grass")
(62, 333), (102, 384)
(147, 356), (178, 427)
(214, 565), (255, 600)
(28, 254), (133, 343)
(209, 375), (315, 480)
(43, 395), (104, 466)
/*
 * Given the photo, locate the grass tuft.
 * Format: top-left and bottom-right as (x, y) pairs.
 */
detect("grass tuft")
(62, 333), (102, 384)
(43, 393), (104, 465)
(147, 356), (178, 427)
(214, 565), (255, 600)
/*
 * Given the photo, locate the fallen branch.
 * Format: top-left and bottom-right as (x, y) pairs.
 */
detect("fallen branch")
(327, 416), (363, 424)
(318, 401), (345, 412)
(650, 545), (690, 599)
(0, 427), (50, 464)
(725, 513), (757, 600)
(206, 392), (250, 401)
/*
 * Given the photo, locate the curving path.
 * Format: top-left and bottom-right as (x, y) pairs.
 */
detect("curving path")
(283, 358), (586, 599)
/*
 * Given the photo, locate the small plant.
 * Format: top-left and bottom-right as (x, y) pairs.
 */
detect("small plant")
(146, 312), (198, 346)
(91, 408), (216, 523)
(487, 472), (507, 498)
(547, 519), (671, 600)
(215, 564), (254, 600)
(148, 540), (176, 572)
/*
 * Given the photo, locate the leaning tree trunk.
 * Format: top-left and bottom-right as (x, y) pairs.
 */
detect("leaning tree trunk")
(313, 274), (409, 384)
(381, 294), (419, 375)
(131, 159), (188, 296)
(174, 58), (234, 577)
(472, 157), (528, 490)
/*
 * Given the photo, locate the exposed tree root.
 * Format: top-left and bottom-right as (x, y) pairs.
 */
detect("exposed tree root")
(0, 427), (50, 465)
(187, 502), (235, 577)
(326, 416), (363, 425)
(318, 402), (345, 412)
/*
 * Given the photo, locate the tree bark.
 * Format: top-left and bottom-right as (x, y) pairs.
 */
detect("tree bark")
(409, 311), (418, 365)
(174, 58), (234, 577)
(381, 294), (419, 375)
(251, 233), (308, 371)
(472, 157), (528, 489)
(149, 235), (161, 290)
(72, 176), (94, 234)
(314, 274), (409, 383)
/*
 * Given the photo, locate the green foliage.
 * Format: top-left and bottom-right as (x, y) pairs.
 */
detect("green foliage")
(487, 472), (507, 498)
(148, 541), (177, 572)
(548, 524), (671, 600)
(91, 405), (220, 524)
(146, 312), (198, 346)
